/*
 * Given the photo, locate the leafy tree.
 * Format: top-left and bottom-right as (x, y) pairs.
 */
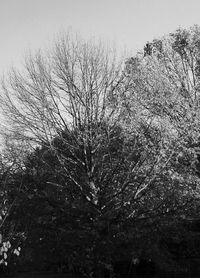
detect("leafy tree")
(1, 30), (200, 276)
(122, 25), (200, 272)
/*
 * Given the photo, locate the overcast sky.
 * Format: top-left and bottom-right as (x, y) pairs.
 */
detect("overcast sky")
(1, 0), (200, 75)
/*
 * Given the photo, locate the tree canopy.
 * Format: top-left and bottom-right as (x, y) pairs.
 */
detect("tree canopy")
(0, 27), (200, 276)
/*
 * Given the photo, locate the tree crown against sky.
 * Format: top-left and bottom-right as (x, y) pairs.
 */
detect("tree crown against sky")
(1, 27), (200, 274)
(1, 28), (200, 205)
(0, 30), (198, 225)
(0, 33), (124, 145)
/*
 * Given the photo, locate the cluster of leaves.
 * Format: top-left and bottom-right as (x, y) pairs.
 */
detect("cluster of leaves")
(0, 239), (20, 266)
(0, 153), (23, 272)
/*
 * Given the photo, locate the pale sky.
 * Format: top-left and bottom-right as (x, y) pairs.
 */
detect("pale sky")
(1, 0), (200, 75)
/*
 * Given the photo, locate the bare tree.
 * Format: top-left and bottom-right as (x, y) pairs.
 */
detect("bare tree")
(0, 35), (123, 142)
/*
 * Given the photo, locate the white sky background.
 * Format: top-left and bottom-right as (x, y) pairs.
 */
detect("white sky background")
(1, 0), (200, 75)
